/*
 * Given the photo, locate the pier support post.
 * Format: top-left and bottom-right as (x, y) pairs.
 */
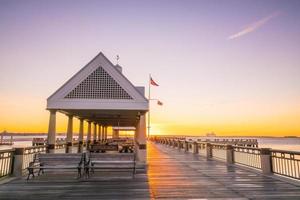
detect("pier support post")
(98, 125), (101, 141)
(66, 115), (73, 153)
(93, 122), (97, 143)
(12, 148), (24, 177)
(261, 148), (272, 174)
(78, 118), (84, 153)
(86, 121), (92, 149)
(226, 145), (234, 164)
(104, 126), (108, 140)
(101, 126), (104, 141)
(206, 143), (212, 159)
(47, 110), (56, 153)
(135, 114), (147, 168)
(192, 142), (198, 154)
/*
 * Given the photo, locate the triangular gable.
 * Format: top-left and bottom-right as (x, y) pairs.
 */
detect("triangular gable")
(47, 52), (148, 111)
(65, 66), (133, 100)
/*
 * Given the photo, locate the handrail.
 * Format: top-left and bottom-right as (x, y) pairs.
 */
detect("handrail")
(271, 149), (300, 155)
(0, 149), (15, 153)
(24, 145), (47, 150)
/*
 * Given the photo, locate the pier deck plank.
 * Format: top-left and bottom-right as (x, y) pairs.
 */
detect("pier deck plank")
(1, 142), (300, 199)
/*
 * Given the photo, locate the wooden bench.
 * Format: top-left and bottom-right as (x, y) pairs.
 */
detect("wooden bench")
(84, 153), (135, 178)
(89, 144), (118, 153)
(27, 153), (84, 180)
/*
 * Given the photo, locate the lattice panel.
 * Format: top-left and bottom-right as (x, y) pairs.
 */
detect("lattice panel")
(65, 67), (133, 99)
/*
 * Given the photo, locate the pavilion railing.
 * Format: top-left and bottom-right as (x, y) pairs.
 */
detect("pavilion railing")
(151, 136), (300, 181)
(0, 149), (14, 178)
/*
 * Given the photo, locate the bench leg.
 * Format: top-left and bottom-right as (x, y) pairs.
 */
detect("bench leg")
(77, 167), (81, 178)
(38, 169), (44, 176)
(91, 164), (95, 174)
(27, 170), (34, 181)
(84, 167), (89, 179)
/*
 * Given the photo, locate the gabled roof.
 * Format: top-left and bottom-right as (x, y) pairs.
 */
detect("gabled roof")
(47, 52), (148, 111)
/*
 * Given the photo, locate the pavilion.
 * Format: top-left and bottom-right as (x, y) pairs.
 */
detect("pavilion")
(46, 52), (149, 165)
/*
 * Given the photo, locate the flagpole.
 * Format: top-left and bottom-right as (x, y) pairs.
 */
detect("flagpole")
(147, 74), (151, 138)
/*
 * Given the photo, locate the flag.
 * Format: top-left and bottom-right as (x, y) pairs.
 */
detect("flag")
(150, 77), (159, 86)
(157, 100), (163, 106)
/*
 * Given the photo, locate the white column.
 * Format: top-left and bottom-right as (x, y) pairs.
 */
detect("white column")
(98, 124), (101, 141)
(93, 122), (97, 143)
(136, 114), (146, 164)
(104, 126), (108, 140)
(66, 115), (73, 153)
(100, 125), (104, 141)
(87, 121), (92, 148)
(78, 118), (84, 153)
(47, 110), (56, 153)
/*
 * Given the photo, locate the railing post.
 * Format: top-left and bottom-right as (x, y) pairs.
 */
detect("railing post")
(12, 148), (24, 177)
(206, 143), (212, 159)
(226, 144), (234, 164)
(184, 141), (189, 152)
(177, 140), (181, 149)
(260, 148), (272, 174)
(192, 142), (198, 154)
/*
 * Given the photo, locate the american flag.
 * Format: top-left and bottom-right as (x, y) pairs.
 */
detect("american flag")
(150, 77), (159, 86)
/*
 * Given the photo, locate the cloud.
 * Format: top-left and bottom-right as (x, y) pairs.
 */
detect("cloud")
(228, 11), (281, 40)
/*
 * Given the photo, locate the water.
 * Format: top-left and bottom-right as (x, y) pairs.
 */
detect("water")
(0, 135), (78, 150)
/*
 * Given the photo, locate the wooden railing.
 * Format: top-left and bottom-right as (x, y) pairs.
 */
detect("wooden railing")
(0, 142), (83, 178)
(211, 144), (227, 161)
(0, 149), (14, 177)
(233, 146), (261, 169)
(271, 149), (300, 179)
(151, 137), (300, 181)
(22, 145), (47, 171)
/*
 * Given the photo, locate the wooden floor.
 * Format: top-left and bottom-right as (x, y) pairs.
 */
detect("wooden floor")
(1, 142), (300, 199)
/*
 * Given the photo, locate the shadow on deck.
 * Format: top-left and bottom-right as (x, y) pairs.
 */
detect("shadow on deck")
(1, 142), (300, 199)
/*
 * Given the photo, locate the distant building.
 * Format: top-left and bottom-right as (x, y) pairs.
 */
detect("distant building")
(206, 132), (216, 137)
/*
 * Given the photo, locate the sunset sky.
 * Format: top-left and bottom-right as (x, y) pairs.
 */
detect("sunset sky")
(0, 0), (299, 136)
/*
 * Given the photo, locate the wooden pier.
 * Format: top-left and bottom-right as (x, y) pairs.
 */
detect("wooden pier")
(1, 142), (300, 199)
(0, 135), (13, 145)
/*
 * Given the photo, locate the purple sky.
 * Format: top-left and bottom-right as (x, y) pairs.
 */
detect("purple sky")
(0, 0), (299, 135)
